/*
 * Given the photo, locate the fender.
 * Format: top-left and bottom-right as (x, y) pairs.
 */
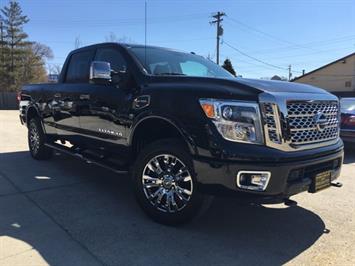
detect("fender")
(25, 103), (46, 133)
(26, 104), (41, 124)
(128, 114), (198, 155)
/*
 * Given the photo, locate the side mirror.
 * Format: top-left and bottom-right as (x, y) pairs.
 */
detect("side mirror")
(89, 61), (111, 82)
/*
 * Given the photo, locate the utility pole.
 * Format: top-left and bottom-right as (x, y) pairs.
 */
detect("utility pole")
(210, 12), (225, 65)
(288, 65), (292, 81)
(0, 20), (3, 65)
(0, 20), (3, 45)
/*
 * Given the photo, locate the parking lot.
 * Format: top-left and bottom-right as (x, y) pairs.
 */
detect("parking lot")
(0, 110), (354, 266)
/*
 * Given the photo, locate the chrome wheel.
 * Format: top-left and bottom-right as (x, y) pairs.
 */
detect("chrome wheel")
(29, 123), (40, 154)
(142, 154), (193, 213)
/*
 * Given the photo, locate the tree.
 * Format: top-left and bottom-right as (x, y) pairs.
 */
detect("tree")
(74, 36), (82, 49)
(48, 63), (61, 75)
(270, 75), (288, 81)
(0, 1), (52, 91)
(21, 42), (53, 84)
(222, 58), (236, 76)
(0, 0), (29, 90)
(271, 75), (281, 80)
(104, 33), (134, 43)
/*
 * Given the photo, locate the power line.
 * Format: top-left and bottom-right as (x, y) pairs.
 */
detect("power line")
(243, 35), (355, 55)
(225, 16), (319, 52)
(223, 40), (289, 71)
(222, 39), (353, 80)
(265, 47), (354, 62)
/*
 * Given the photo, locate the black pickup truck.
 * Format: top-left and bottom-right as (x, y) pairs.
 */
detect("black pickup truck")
(19, 42), (343, 225)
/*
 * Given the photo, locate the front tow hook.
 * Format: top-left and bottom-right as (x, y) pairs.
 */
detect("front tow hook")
(284, 198), (298, 207)
(331, 182), (343, 188)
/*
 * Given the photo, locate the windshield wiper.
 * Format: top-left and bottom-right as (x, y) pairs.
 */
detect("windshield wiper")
(155, 72), (186, 76)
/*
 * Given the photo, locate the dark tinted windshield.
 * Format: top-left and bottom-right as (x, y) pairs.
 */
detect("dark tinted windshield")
(129, 47), (233, 78)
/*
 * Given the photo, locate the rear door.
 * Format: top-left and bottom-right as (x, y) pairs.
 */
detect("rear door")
(42, 84), (60, 138)
(54, 50), (95, 140)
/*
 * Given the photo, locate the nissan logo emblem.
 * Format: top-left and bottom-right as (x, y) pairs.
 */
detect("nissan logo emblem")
(314, 112), (328, 132)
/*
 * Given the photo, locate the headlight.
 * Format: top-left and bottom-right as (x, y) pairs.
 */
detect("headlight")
(199, 99), (264, 144)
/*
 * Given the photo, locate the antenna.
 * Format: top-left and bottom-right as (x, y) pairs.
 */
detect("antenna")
(144, 1), (147, 67)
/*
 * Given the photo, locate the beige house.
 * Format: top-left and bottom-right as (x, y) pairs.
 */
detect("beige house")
(293, 52), (355, 92)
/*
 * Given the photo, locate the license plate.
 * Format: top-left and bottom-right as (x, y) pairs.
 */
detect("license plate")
(310, 170), (332, 193)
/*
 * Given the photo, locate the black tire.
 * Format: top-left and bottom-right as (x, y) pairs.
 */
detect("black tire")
(28, 118), (53, 160)
(132, 139), (204, 225)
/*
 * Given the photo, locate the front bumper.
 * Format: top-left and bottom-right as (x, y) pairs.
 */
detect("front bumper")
(193, 146), (343, 203)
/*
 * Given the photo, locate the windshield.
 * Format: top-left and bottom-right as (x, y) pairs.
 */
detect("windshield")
(340, 98), (355, 113)
(129, 47), (233, 78)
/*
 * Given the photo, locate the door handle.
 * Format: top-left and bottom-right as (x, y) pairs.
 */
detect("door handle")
(80, 94), (90, 100)
(54, 93), (61, 98)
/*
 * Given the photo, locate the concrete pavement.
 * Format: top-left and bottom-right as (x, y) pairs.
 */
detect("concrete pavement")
(0, 110), (354, 266)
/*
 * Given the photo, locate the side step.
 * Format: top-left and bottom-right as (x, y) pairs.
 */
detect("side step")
(45, 143), (129, 174)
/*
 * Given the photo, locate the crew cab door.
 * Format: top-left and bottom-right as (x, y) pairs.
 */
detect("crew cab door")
(52, 50), (95, 141)
(78, 47), (132, 150)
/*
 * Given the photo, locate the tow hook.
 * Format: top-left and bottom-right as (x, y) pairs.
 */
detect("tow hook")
(331, 182), (343, 188)
(284, 198), (298, 207)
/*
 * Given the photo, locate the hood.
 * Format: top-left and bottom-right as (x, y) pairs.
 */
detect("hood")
(146, 76), (330, 97)
(234, 78), (329, 94)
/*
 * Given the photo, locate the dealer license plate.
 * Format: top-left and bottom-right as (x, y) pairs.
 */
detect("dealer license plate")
(310, 170), (332, 193)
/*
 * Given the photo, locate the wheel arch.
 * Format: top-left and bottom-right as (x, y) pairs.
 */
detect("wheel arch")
(25, 104), (44, 131)
(129, 116), (197, 158)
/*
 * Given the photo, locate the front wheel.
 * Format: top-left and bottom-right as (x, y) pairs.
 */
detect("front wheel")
(132, 139), (204, 225)
(28, 118), (53, 160)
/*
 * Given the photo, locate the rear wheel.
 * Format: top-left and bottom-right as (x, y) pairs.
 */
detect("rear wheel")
(28, 118), (53, 160)
(132, 139), (204, 225)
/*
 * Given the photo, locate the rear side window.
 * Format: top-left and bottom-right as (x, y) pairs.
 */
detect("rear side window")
(95, 48), (127, 72)
(65, 50), (94, 83)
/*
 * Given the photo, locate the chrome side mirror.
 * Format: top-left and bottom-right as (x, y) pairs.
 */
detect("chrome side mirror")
(89, 61), (111, 81)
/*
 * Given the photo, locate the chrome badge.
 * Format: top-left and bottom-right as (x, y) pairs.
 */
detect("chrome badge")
(98, 128), (123, 137)
(313, 112), (327, 132)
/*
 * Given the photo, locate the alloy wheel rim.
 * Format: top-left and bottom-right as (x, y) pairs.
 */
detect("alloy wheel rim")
(142, 154), (193, 213)
(29, 124), (40, 154)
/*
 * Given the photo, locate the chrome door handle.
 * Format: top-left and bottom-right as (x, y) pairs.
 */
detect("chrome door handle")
(80, 94), (90, 100)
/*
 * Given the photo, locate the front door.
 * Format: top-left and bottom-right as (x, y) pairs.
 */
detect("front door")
(78, 46), (132, 152)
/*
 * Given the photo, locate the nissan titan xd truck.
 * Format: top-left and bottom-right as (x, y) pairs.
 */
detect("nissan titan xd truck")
(19, 43), (343, 225)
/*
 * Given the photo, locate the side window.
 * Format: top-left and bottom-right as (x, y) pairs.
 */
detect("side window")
(65, 50), (93, 83)
(94, 48), (127, 72)
(180, 61), (208, 77)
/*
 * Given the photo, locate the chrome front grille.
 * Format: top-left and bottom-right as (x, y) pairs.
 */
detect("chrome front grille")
(287, 101), (339, 145)
(262, 103), (281, 144)
(261, 97), (340, 151)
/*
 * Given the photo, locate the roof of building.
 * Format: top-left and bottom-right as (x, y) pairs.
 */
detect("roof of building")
(292, 52), (355, 81)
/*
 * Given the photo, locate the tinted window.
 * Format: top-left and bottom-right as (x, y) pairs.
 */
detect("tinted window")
(129, 47), (233, 78)
(180, 61), (208, 76)
(95, 48), (127, 72)
(65, 50), (93, 83)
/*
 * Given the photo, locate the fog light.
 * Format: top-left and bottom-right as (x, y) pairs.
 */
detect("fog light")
(236, 171), (271, 191)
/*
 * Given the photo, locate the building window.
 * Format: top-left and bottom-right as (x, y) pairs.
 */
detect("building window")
(345, 81), (351, 87)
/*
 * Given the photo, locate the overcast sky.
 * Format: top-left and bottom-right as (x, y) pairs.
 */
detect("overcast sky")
(9, 0), (355, 79)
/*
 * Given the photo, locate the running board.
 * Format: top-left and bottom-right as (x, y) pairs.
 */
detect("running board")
(45, 143), (129, 174)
